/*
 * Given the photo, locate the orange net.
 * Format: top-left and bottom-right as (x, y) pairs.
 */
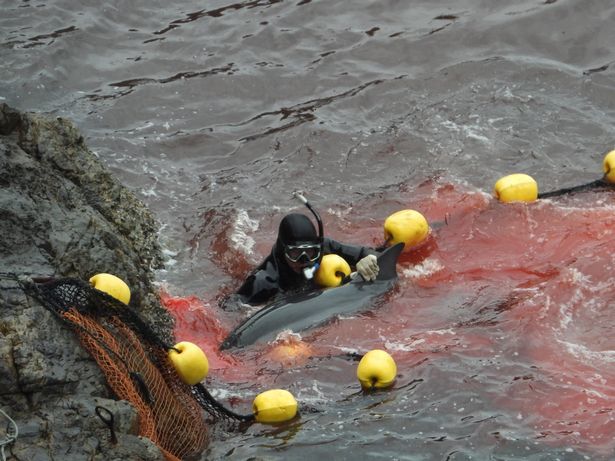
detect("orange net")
(62, 308), (209, 461)
(12, 276), (223, 461)
(17, 276), (255, 460)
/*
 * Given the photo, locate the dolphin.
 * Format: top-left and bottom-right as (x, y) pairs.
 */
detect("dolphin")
(220, 242), (404, 349)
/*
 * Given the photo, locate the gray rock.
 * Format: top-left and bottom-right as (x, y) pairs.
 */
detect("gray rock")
(0, 103), (187, 460)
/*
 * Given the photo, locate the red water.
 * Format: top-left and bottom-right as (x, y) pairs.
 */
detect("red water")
(6, 0), (615, 458)
(163, 179), (615, 457)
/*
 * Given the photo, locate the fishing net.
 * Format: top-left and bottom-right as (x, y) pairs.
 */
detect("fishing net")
(12, 276), (253, 461)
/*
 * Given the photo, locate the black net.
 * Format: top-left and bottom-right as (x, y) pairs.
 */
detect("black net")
(4, 275), (254, 431)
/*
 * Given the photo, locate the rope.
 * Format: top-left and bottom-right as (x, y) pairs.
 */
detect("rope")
(538, 178), (612, 199)
(0, 409), (18, 461)
(192, 384), (254, 423)
(95, 406), (117, 445)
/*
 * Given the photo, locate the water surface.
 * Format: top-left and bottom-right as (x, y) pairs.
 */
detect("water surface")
(2, 1), (615, 459)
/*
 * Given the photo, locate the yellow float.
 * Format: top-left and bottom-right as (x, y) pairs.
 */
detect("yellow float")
(89, 273), (131, 305)
(356, 349), (397, 390)
(493, 173), (538, 203)
(252, 389), (298, 423)
(315, 254), (351, 287)
(603, 150), (615, 184)
(168, 341), (210, 386)
(383, 209), (429, 251)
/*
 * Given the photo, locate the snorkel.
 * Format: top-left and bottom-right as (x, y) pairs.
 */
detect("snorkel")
(293, 191), (324, 280)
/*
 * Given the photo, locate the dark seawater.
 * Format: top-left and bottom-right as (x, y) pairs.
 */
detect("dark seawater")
(2, 1), (615, 459)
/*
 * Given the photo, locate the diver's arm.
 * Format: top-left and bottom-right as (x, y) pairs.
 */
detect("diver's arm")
(236, 263), (279, 305)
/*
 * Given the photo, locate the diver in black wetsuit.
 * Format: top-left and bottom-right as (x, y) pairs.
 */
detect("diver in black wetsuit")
(235, 212), (380, 305)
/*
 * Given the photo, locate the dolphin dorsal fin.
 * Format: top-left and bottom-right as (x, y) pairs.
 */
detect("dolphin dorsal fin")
(375, 242), (404, 280)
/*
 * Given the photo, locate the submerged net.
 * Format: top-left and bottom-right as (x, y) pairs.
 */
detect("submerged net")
(15, 276), (253, 461)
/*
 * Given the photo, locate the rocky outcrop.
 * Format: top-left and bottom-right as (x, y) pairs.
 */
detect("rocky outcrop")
(0, 103), (176, 460)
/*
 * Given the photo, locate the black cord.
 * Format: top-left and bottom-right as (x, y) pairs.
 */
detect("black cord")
(538, 178), (611, 199)
(95, 406), (117, 444)
(192, 383), (255, 422)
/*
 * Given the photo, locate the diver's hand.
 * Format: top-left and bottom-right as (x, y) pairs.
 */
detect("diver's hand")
(356, 254), (379, 282)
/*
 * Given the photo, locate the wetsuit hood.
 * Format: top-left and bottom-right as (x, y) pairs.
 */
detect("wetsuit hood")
(276, 213), (320, 246)
(273, 213), (320, 287)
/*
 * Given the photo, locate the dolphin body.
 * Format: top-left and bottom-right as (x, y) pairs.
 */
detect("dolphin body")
(220, 243), (404, 349)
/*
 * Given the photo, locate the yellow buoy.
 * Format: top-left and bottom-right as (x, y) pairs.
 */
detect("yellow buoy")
(493, 173), (538, 203)
(603, 150), (615, 184)
(89, 273), (131, 305)
(253, 389), (298, 424)
(314, 254), (351, 287)
(356, 349), (397, 390)
(384, 210), (429, 251)
(168, 341), (209, 386)
(383, 209), (429, 251)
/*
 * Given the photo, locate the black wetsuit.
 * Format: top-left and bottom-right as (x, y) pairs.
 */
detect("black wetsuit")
(232, 212), (376, 306)
(236, 237), (376, 305)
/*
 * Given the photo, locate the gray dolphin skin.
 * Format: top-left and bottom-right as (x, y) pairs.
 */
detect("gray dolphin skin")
(220, 243), (404, 349)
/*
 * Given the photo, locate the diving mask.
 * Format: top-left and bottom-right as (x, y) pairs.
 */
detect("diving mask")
(284, 243), (321, 263)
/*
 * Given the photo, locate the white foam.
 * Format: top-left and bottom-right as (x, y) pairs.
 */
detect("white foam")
(555, 268), (600, 332)
(335, 313), (358, 320)
(274, 330), (302, 342)
(229, 209), (259, 256)
(441, 119), (461, 133)
(330, 345), (360, 354)
(162, 248), (179, 257)
(326, 206), (353, 218)
(557, 339), (615, 363)
(384, 338), (425, 352)
(440, 118), (491, 145)
(208, 386), (253, 400)
(385, 328), (457, 352)
(566, 267), (592, 286)
(401, 258), (444, 279)
(464, 128), (490, 144)
(425, 328), (456, 336)
(163, 258), (177, 267)
(294, 380), (329, 405)
(140, 187), (158, 197)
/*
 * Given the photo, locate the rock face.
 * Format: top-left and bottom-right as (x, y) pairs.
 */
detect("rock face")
(0, 103), (176, 460)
